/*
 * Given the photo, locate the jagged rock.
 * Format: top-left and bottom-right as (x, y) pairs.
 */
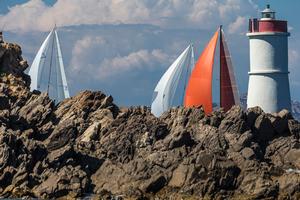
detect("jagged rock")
(17, 93), (54, 127)
(241, 147), (255, 160)
(33, 165), (88, 199)
(288, 119), (300, 138)
(219, 106), (249, 135)
(254, 114), (275, 142)
(143, 175), (167, 193)
(285, 149), (300, 168)
(165, 128), (195, 149)
(168, 163), (189, 188)
(46, 119), (77, 151)
(0, 41), (300, 199)
(238, 173), (278, 199)
(278, 173), (300, 195)
(79, 122), (100, 142)
(246, 106), (264, 128)
(265, 136), (299, 167)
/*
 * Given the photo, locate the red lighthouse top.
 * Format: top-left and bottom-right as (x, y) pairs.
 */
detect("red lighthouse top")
(248, 5), (288, 33)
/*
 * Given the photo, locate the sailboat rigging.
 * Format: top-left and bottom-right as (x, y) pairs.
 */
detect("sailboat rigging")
(28, 27), (70, 103)
(185, 26), (239, 114)
(152, 26), (239, 117)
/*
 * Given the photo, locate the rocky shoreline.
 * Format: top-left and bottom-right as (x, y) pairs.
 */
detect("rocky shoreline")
(0, 42), (300, 199)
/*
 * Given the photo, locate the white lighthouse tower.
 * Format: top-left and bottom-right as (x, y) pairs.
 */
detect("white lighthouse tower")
(247, 4), (291, 113)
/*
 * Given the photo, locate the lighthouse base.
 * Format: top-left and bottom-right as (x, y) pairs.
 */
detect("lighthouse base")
(247, 72), (291, 113)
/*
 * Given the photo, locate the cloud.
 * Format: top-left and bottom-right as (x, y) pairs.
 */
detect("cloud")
(98, 49), (169, 79)
(289, 49), (300, 66)
(70, 35), (106, 73)
(0, 0), (256, 32)
(228, 16), (247, 34)
(69, 34), (170, 81)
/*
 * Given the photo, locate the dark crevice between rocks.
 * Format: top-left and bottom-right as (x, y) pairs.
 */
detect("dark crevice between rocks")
(145, 176), (167, 194)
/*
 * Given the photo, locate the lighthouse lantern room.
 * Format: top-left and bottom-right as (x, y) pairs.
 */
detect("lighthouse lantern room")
(247, 5), (291, 113)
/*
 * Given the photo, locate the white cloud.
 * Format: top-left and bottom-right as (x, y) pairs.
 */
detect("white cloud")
(97, 49), (169, 79)
(228, 16), (247, 34)
(0, 0), (256, 32)
(69, 34), (170, 81)
(70, 35), (106, 73)
(289, 49), (300, 67)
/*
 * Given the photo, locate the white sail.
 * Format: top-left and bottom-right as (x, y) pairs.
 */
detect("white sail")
(151, 45), (194, 117)
(29, 30), (53, 90)
(191, 45), (195, 72)
(28, 28), (70, 103)
(55, 30), (70, 100)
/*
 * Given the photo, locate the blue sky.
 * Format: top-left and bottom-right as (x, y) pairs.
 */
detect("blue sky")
(0, 0), (299, 106)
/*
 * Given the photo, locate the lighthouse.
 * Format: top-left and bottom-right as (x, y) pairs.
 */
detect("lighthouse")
(247, 5), (291, 113)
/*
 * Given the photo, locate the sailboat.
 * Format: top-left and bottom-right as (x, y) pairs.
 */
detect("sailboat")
(151, 45), (195, 117)
(28, 27), (70, 103)
(185, 26), (239, 113)
(151, 26), (239, 117)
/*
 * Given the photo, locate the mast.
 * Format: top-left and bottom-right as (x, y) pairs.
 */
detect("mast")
(219, 25), (223, 108)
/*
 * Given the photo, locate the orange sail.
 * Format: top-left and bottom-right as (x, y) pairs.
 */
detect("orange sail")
(184, 29), (219, 113)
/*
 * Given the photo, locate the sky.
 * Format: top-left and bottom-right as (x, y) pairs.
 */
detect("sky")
(0, 0), (299, 106)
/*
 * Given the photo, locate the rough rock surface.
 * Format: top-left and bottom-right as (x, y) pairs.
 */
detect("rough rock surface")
(0, 41), (300, 199)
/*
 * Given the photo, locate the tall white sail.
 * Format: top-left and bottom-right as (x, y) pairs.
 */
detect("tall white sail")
(29, 30), (53, 90)
(55, 30), (70, 99)
(28, 27), (70, 103)
(151, 45), (194, 117)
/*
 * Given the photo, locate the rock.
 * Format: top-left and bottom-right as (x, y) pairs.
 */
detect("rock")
(246, 106), (264, 128)
(268, 113), (289, 135)
(253, 114), (275, 142)
(230, 131), (254, 152)
(17, 93), (54, 127)
(0, 41), (300, 199)
(168, 164), (188, 188)
(241, 147), (255, 160)
(278, 173), (300, 195)
(195, 124), (228, 152)
(79, 122), (100, 142)
(285, 149), (300, 168)
(278, 109), (293, 120)
(288, 119), (300, 138)
(219, 106), (249, 135)
(264, 136), (299, 167)
(32, 165), (88, 199)
(238, 173), (278, 199)
(144, 175), (167, 193)
(46, 119), (77, 151)
(167, 129), (195, 149)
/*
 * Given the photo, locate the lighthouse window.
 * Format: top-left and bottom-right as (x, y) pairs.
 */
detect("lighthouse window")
(262, 12), (275, 19)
